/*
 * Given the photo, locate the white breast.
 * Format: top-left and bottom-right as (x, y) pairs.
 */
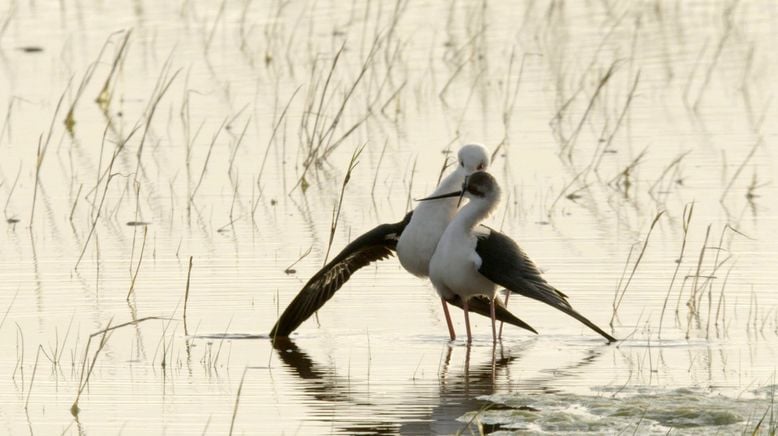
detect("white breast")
(428, 220), (497, 301)
(396, 198), (456, 277)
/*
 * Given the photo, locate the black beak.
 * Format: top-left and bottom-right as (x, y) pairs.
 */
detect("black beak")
(416, 190), (462, 201)
(417, 176), (469, 206)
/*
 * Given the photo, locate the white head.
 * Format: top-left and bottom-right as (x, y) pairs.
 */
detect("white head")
(456, 144), (490, 175)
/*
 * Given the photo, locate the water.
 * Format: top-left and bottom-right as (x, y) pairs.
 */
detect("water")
(1, 1), (777, 434)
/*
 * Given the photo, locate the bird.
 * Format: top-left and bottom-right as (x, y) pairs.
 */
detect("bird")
(269, 144), (537, 339)
(421, 171), (617, 344)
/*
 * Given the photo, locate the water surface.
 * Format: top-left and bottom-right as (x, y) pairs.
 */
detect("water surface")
(1, 1), (777, 434)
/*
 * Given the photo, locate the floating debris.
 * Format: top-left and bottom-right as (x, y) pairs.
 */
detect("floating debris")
(126, 221), (151, 227)
(18, 46), (44, 53)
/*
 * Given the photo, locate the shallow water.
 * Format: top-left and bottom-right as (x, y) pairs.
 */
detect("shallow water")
(1, 0), (777, 434)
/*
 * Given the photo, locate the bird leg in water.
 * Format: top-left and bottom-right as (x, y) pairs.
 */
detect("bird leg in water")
(463, 299), (472, 343)
(441, 298), (456, 341)
(498, 291), (510, 339)
(490, 297), (497, 344)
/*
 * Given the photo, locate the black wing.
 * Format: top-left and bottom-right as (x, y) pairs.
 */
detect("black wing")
(270, 212), (413, 338)
(476, 227), (616, 343)
(270, 213), (538, 338)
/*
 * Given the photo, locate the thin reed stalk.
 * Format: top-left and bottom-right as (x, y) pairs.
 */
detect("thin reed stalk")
(75, 126), (140, 270)
(687, 224), (711, 316)
(25, 345), (43, 410)
(0, 288), (19, 332)
(658, 203), (693, 338)
(228, 367), (250, 435)
(71, 317), (167, 416)
(323, 144), (366, 265)
(69, 184), (83, 222)
(30, 76), (70, 227)
(720, 137), (761, 202)
(190, 118), (227, 203)
(127, 226), (148, 300)
(184, 256), (193, 336)
(96, 30), (132, 110)
(561, 61), (618, 159)
(611, 211), (664, 326)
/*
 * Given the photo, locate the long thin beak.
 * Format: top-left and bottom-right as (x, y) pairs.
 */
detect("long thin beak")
(416, 190), (462, 201)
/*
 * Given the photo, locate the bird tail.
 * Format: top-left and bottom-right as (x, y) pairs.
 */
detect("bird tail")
(556, 304), (617, 343)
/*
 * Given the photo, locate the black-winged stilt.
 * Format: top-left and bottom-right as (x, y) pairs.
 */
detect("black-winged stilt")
(420, 171), (616, 344)
(270, 144), (536, 339)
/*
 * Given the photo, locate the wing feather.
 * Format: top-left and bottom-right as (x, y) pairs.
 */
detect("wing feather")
(476, 228), (616, 343)
(270, 213), (412, 338)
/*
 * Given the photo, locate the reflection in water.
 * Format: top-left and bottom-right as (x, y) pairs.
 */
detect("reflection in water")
(273, 338), (606, 434)
(273, 338), (396, 434)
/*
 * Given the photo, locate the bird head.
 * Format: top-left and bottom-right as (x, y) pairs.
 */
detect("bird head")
(462, 171), (500, 203)
(417, 170), (500, 207)
(457, 144), (489, 175)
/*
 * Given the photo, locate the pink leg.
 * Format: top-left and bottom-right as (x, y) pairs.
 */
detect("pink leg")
(441, 298), (456, 341)
(463, 299), (472, 343)
(490, 297), (497, 343)
(498, 291), (510, 339)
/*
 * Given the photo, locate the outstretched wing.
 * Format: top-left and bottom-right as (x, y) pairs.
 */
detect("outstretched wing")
(270, 213), (413, 338)
(476, 227), (616, 343)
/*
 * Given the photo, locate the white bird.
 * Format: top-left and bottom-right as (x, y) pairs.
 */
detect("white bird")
(396, 144), (491, 340)
(421, 171), (616, 343)
(270, 144), (536, 339)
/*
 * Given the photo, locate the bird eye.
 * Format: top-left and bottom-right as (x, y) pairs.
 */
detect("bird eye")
(477, 162), (485, 170)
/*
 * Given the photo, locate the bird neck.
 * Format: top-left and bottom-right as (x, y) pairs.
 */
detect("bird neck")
(432, 167), (465, 196)
(414, 168), (465, 215)
(449, 197), (493, 232)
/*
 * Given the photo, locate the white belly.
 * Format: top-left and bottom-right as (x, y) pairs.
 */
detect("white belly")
(429, 227), (497, 301)
(396, 201), (455, 277)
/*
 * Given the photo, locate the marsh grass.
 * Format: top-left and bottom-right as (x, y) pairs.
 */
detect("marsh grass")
(658, 202), (693, 338)
(322, 143), (366, 265)
(96, 30), (132, 112)
(183, 256), (193, 336)
(370, 138), (390, 198)
(75, 126), (140, 270)
(189, 117), (227, 204)
(228, 367), (250, 436)
(284, 245), (313, 275)
(134, 53), (180, 179)
(648, 150), (692, 202)
(721, 138), (762, 203)
(611, 211), (664, 327)
(24, 345), (43, 410)
(293, 35), (383, 193)
(71, 316), (168, 416)
(127, 225), (148, 300)
(68, 184), (83, 222)
(256, 85), (301, 202)
(64, 39), (109, 136)
(3, 162), (21, 223)
(30, 80), (70, 228)
(0, 288), (19, 332)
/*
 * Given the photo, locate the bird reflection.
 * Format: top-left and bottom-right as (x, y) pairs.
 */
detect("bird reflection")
(272, 338), (398, 434)
(272, 338), (351, 404)
(272, 338), (606, 434)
